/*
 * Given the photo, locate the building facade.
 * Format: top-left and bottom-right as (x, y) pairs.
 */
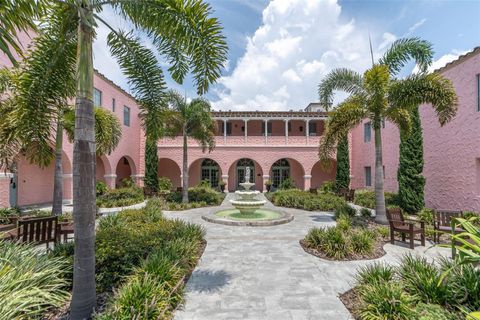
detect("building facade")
(0, 35), (479, 212)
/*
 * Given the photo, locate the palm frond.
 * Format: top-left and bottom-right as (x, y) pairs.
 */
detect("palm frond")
(64, 107), (122, 156)
(379, 37), (433, 75)
(113, 0), (228, 94)
(107, 30), (166, 140)
(388, 73), (458, 126)
(319, 96), (367, 167)
(385, 107), (412, 133)
(318, 68), (364, 110)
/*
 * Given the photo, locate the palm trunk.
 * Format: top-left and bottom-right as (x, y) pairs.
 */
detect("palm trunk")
(182, 128), (188, 203)
(52, 112), (64, 216)
(70, 4), (97, 319)
(374, 126), (387, 224)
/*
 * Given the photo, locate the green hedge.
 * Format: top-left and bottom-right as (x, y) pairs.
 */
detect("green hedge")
(166, 185), (224, 206)
(353, 189), (399, 209)
(269, 189), (346, 211)
(97, 186), (144, 208)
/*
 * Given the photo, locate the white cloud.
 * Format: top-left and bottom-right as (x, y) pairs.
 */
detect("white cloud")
(412, 49), (469, 74)
(406, 18), (427, 36)
(213, 0), (379, 111)
(378, 32), (397, 51)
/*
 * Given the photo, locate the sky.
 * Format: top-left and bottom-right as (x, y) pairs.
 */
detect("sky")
(93, 0), (480, 111)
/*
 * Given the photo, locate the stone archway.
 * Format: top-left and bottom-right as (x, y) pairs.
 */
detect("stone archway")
(269, 158), (305, 190)
(188, 158), (222, 188)
(310, 160), (337, 189)
(227, 158), (264, 192)
(115, 156), (136, 187)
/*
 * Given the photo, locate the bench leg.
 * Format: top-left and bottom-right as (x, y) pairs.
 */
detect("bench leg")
(421, 233), (425, 246)
(401, 233), (406, 242)
(390, 228), (395, 245)
(409, 232), (414, 249)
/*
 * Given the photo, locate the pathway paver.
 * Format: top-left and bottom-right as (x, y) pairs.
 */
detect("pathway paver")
(165, 193), (450, 320)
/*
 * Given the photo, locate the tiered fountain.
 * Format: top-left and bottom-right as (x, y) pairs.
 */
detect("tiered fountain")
(202, 167), (293, 226)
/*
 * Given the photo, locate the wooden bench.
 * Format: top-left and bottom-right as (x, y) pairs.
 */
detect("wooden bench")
(387, 208), (425, 249)
(433, 210), (463, 243)
(13, 216), (59, 248)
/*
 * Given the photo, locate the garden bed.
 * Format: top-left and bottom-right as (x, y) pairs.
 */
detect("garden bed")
(300, 237), (386, 261)
(267, 189), (346, 211)
(96, 186), (145, 208)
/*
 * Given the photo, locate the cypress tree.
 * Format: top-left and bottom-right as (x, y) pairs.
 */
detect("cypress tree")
(144, 137), (159, 193)
(335, 136), (350, 190)
(397, 107), (425, 213)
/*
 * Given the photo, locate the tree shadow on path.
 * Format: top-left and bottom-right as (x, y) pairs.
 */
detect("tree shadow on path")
(187, 269), (231, 293)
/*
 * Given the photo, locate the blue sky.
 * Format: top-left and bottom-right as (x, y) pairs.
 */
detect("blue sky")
(94, 0), (480, 111)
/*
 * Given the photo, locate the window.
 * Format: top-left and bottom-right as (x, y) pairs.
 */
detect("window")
(365, 166), (372, 187)
(477, 74), (480, 112)
(112, 98), (116, 112)
(288, 122), (291, 132)
(272, 159), (290, 188)
(364, 122), (371, 142)
(262, 122), (272, 136)
(383, 166), (385, 179)
(94, 88), (102, 106)
(123, 106), (130, 126)
(308, 122), (317, 136)
(200, 159), (220, 188)
(226, 122), (232, 135)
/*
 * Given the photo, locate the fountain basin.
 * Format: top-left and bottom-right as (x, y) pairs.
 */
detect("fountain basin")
(202, 208), (293, 226)
(229, 199), (267, 214)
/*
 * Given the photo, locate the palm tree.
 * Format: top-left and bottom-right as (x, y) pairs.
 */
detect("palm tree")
(9, 1), (226, 318)
(165, 90), (216, 203)
(0, 0), (46, 65)
(318, 38), (457, 224)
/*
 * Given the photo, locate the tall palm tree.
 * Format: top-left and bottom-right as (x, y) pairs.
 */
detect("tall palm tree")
(318, 38), (458, 224)
(0, 0), (46, 65)
(165, 90), (216, 203)
(10, 1), (226, 318)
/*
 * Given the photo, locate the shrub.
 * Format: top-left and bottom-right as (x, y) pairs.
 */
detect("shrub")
(359, 282), (415, 320)
(158, 177), (173, 191)
(355, 262), (394, 287)
(166, 186), (222, 206)
(0, 241), (69, 319)
(336, 214), (352, 232)
(96, 181), (108, 196)
(414, 303), (456, 320)
(121, 177), (135, 188)
(375, 225), (389, 239)
(334, 203), (356, 219)
(0, 207), (20, 224)
(271, 189), (346, 211)
(320, 180), (335, 193)
(304, 227), (326, 248)
(350, 229), (375, 255)
(360, 208), (372, 218)
(97, 186), (144, 208)
(354, 189), (399, 209)
(418, 208), (435, 225)
(278, 177), (296, 190)
(398, 255), (448, 305)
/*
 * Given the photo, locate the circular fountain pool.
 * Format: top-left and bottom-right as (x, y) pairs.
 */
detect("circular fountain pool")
(202, 208), (293, 226)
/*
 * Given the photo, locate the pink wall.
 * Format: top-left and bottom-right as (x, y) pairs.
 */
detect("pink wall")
(158, 158), (182, 189)
(311, 161), (336, 189)
(420, 52), (480, 211)
(350, 119), (400, 192)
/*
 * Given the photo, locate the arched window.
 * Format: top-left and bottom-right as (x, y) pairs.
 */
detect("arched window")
(200, 159), (220, 188)
(236, 158), (255, 189)
(271, 159), (290, 188)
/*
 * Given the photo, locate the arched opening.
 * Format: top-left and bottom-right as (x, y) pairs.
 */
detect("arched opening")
(188, 158), (222, 189)
(158, 158), (181, 189)
(227, 158), (263, 191)
(96, 156), (111, 182)
(115, 156), (135, 187)
(311, 160), (337, 189)
(269, 158), (305, 190)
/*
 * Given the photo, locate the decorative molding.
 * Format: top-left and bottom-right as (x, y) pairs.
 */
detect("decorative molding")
(221, 175), (229, 179)
(262, 174), (270, 179)
(104, 174), (117, 178)
(0, 172), (14, 179)
(303, 175), (312, 179)
(62, 173), (73, 178)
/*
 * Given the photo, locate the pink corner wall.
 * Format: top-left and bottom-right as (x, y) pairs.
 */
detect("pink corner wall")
(158, 158), (182, 189)
(420, 52), (480, 211)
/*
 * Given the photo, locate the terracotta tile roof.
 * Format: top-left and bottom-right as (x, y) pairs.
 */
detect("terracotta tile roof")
(434, 47), (480, 73)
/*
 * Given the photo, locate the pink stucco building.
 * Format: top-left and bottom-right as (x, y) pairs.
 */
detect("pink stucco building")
(0, 35), (479, 213)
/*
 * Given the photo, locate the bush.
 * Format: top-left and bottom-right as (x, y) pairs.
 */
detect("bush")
(418, 208), (435, 225)
(166, 186), (223, 206)
(375, 225), (389, 239)
(360, 208), (372, 218)
(270, 189), (346, 211)
(97, 186), (144, 208)
(334, 204), (356, 219)
(350, 229), (375, 255)
(320, 180), (335, 193)
(96, 181), (108, 196)
(0, 207), (20, 224)
(158, 177), (173, 191)
(336, 214), (352, 232)
(398, 255), (448, 305)
(359, 282), (415, 320)
(414, 303), (456, 320)
(278, 177), (296, 190)
(121, 177), (135, 188)
(353, 189), (399, 209)
(355, 262), (394, 287)
(0, 241), (69, 319)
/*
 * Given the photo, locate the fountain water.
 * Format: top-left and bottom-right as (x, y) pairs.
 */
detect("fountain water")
(229, 167), (266, 214)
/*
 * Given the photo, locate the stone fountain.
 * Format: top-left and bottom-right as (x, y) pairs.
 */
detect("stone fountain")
(229, 167), (267, 214)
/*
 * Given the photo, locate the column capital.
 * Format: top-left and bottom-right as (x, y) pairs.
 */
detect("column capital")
(221, 174), (229, 179)
(262, 174), (270, 179)
(304, 175), (312, 179)
(104, 174), (117, 178)
(62, 173), (73, 178)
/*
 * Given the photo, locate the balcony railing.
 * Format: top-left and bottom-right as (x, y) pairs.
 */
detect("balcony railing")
(159, 135), (321, 147)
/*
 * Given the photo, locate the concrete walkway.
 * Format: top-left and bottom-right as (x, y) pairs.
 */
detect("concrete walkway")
(164, 193), (450, 320)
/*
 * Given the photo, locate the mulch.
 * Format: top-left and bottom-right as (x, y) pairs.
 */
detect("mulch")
(339, 287), (361, 319)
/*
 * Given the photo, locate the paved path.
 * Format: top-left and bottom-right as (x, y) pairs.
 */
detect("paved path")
(164, 193), (450, 320)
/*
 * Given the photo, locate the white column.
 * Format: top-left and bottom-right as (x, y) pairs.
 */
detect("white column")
(264, 119), (268, 144)
(305, 119), (310, 144)
(244, 119), (248, 143)
(284, 119), (289, 145)
(223, 119), (227, 144)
